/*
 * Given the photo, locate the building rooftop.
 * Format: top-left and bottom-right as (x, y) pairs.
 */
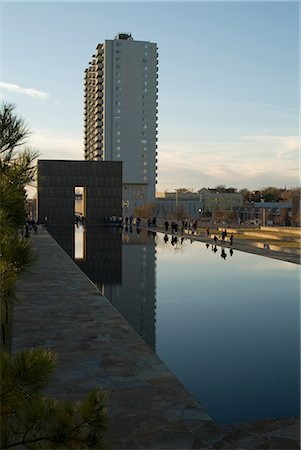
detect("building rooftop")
(115, 32), (133, 40)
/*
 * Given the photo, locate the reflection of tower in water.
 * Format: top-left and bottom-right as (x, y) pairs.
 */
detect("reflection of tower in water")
(47, 225), (156, 351)
(103, 231), (156, 351)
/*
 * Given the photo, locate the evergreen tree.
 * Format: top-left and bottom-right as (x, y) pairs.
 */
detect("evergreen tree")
(0, 103), (108, 449)
(1, 350), (108, 449)
(0, 102), (36, 351)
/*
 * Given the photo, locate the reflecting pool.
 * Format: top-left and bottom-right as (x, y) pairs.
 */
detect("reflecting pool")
(154, 232), (300, 424)
(51, 225), (300, 424)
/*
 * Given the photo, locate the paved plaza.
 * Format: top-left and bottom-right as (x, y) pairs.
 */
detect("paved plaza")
(12, 229), (300, 449)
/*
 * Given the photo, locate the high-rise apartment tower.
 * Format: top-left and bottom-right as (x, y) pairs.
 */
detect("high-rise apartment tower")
(84, 33), (158, 213)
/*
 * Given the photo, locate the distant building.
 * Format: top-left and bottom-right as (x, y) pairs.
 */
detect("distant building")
(198, 188), (243, 213)
(155, 189), (200, 219)
(84, 33), (159, 215)
(254, 202), (292, 226)
(164, 189), (199, 200)
(236, 201), (292, 226)
(291, 194), (300, 226)
(154, 188), (243, 220)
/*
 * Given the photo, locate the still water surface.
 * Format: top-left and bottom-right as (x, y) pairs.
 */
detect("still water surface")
(57, 225), (300, 424)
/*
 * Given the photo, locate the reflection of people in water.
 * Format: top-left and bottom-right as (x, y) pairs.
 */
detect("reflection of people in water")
(213, 245), (218, 253)
(129, 226), (133, 234)
(164, 234), (169, 243)
(230, 248), (234, 256)
(221, 248), (227, 259)
(171, 235), (178, 246)
(181, 238), (184, 244)
(137, 227), (141, 235)
(206, 243), (210, 248)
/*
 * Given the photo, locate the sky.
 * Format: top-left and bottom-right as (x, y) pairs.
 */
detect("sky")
(0, 1), (299, 195)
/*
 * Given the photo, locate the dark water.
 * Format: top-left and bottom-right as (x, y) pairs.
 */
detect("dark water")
(50, 225), (300, 424)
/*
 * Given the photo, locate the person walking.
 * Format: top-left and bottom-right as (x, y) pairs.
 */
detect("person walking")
(24, 223), (29, 238)
(230, 234), (234, 245)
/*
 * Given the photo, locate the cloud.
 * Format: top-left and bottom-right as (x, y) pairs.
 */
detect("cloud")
(241, 135), (299, 159)
(26, 129), (83, 197)
(156, 134), (299, 191)
(0, 82), (49, 100)
(29, 129), (83, 160)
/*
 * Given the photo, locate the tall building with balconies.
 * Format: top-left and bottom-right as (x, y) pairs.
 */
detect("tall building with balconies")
(84, 33), (158, 213)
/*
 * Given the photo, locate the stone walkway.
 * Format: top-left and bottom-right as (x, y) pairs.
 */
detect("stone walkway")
(12, 230), (300, 449)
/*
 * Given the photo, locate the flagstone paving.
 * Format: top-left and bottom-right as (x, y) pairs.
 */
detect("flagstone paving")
(12, 229), (300, 449)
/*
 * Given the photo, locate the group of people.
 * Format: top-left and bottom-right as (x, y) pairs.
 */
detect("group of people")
(205, 242), (234, 259)
(111, 216), (235, 249)
(163, 233), (235, 258)
(164, 220), (179, 233)
(209, 228), (234, 246)
(147, 217), (157, 228)
(75, 214), (86, 227)
(163, 219), (200, 235)
(22, 219), (38, 237)
(124, 215), (157, 227)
